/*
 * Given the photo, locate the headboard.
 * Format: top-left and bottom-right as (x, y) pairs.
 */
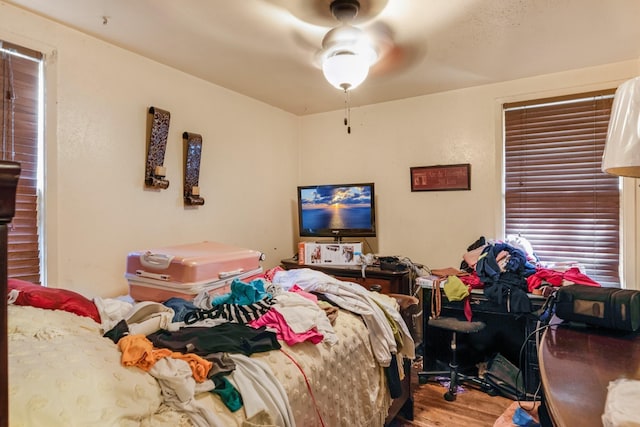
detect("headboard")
(0, 161), (21, 427)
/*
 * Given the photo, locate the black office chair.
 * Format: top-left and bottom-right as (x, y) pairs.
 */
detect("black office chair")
(418, 316), (497, 401)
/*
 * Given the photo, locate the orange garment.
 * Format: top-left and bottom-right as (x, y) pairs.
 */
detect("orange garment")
(118, 334), (212, 381)
(170, 352), (212, 382)
(118, 334), (171, 371)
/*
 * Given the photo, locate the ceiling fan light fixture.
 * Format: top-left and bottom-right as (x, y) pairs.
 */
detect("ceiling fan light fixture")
(319, 0), (378, 92)
(323, 25), (364, 48)
(322, 50), (370, 91)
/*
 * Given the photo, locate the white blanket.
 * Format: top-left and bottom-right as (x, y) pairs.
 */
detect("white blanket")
(272, 268), (415, 366)
(602, 378), (640, 427)
(8, 305), (190, 427)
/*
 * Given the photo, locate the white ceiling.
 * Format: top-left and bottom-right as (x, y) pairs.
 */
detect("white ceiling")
(6, 0), (640, 115)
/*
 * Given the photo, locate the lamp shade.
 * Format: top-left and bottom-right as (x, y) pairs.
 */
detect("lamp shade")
(602, 76), (640, 177)
(322, 50), (370, 91)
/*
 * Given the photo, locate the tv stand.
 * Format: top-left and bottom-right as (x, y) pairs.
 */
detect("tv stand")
(280, 258), (411, 295)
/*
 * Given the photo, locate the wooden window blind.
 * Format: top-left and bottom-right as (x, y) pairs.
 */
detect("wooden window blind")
(504, 90), (620, 287)
(1, 41), (42, 284)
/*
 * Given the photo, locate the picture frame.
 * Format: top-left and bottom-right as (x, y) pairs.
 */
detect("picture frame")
(410, 163), (471, 192)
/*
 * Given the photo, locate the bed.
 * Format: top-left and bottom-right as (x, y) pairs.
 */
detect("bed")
(1, 161), (415, 427)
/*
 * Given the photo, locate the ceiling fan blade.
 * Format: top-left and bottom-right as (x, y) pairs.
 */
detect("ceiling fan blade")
(360, 20), (426, 77)
(369, 42), (427, 77)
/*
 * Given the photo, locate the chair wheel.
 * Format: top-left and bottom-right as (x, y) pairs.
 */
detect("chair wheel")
(444, 391), (457, 401)
(486, 388), (498, 397)
(418, 375), (427, 385)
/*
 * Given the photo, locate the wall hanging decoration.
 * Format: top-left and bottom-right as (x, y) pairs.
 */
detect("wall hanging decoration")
(182, 132), (205, 206)
(145, 106), (171, 189)
(410, 163), (471, 191)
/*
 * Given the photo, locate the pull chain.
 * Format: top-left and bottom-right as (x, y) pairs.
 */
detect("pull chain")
(343, 89), (351, 134)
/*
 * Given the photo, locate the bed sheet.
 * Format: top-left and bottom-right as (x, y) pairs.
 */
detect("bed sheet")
(8, 304), (191, 427)
(8, 302), (391, 426)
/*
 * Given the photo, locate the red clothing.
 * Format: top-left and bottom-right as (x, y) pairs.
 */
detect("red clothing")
(526, 267), (600, 292)
(459, 272), (483, 289)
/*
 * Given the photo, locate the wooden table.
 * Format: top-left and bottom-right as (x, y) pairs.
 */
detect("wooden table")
(539, 322), (640, 426)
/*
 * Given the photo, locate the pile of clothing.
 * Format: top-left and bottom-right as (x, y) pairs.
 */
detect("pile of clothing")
(98, 267), (414, 427)
(454, 236), (600, 314)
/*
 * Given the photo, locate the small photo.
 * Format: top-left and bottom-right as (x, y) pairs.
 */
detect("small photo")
(308, 244), (322, 264)
(342, 245), (355, 263)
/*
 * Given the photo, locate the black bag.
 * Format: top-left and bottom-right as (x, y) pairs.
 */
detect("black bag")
(555, 285), (640, 332)
(484, 353), (525, 400)
(378, 256), (405, 272)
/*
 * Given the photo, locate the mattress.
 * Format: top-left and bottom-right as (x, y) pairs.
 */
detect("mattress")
(8, 305), (185, 427)
(8, 301), (391, 427)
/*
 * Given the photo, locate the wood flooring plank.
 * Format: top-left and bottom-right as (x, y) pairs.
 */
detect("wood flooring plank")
(390, 362), (515, 427)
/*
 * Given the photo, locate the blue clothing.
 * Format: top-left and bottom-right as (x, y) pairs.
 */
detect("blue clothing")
(476, 243), (536, 313)
(212, 278), (271, 306)
(513, 407), (540, 427)
(476, 243), (536, 286)
(211, 375), (243, 412)
(163, 297), (198, 322)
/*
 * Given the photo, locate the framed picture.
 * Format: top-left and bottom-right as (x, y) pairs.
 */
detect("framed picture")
(410, 163), (471, 191)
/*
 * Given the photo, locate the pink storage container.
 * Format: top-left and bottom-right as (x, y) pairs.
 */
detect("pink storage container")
(125, 241), (264, 302)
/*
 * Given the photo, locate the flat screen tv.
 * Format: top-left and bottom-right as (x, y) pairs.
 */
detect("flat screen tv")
(297, 182), (376, 240)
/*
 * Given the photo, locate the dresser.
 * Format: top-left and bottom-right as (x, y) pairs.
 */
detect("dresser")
(280, 258), (412, 295)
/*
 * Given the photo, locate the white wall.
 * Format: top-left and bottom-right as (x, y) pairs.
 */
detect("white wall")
(2, 2), (638, 295)
(1, 2), (300, 298)
(299, 61), (640, 288)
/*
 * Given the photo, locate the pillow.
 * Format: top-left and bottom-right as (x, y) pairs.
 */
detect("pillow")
(8, 278), (101, 323)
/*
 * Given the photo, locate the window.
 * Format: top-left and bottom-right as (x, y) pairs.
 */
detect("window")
(1, 41), (42, 284)
(504, 90), (620, 287)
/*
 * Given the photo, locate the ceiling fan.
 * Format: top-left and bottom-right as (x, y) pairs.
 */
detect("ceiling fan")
(318, 0), (379, 91)
(320, 0), (417, 92)
(268, 0), (420, 132)
(272, 0), (420, 91)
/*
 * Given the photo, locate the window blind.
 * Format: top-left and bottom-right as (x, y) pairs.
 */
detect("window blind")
(1, 41), (41, 283)
(504, 90), (620, 287)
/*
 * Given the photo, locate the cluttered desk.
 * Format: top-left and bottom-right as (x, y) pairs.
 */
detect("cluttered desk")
(417, 275), (547, 398)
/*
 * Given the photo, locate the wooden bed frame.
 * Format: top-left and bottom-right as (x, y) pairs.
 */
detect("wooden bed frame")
(1, 160), (21, 427)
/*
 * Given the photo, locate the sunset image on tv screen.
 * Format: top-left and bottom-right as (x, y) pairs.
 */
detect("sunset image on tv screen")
(300, 185), (372, 231)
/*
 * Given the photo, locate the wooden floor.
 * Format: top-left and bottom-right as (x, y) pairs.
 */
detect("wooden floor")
(391, 361), (515, 427)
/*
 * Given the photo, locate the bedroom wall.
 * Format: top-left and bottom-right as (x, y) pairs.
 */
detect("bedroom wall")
(1, 2), (638, 295)
(0, 2), (300, 298)
(299, 60), (640, 289)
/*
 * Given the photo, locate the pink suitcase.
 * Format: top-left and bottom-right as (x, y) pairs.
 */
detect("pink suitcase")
(125, 241), (265, 302)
